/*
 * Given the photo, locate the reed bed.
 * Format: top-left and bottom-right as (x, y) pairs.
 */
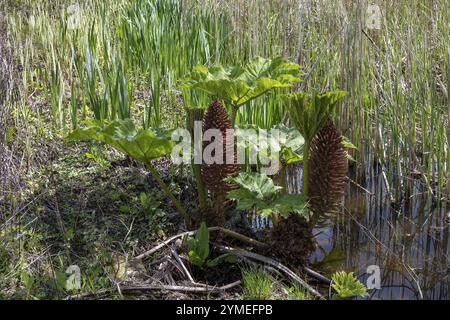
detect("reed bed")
(2, 0), (448, 198)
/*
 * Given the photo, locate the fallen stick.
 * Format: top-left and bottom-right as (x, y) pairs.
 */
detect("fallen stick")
(218, 227), (266, 248)
(135, 227), (265, 260)
(303, 267), (331, 285)
(171, 249), (195, 283)
(121, 281), (242, 293)
(215, 244), (325, 300)
(67, 281), (242, 300)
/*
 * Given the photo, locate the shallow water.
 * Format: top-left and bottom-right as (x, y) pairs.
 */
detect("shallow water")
(286, 164), (449, 300)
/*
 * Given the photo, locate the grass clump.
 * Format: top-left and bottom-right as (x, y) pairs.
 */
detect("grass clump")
(241, 267), (275, 300)
(241, 266), (312, 300)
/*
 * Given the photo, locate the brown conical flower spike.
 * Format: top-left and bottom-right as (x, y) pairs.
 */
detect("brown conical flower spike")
(202, 100), (240, 193)
(308, 119), (348, 223)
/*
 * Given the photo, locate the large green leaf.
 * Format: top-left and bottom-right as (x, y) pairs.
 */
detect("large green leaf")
(66, 119), (175, 163)
(274, 124), (305, 164)
(285, 91), (347, 142)
(234, 123), (305, 165)
(184, 57), (302, 107)
(226, 172), (282, 202)
(225, 172), (309, 219)
(271, 194), (309, 218)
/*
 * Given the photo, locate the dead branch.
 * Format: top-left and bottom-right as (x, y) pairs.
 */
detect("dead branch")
(171, 249), (195, 283)
(303, 267), (331, 284)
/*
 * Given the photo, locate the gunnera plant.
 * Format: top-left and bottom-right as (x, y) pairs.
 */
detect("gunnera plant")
(308, 119), (348, 227)
(202, 100), (240, 225)
(269, 214), (316, 266)
(284, 91), (347, 197)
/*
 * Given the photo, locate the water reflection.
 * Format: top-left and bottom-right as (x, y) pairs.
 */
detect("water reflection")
(289, 164), (449, 300)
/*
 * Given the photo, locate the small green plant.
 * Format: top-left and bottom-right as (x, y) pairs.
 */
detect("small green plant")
(331, 271), (369, 299)
(20, 271), (35, 299)
(241, 267), (275, 300)
(138, 192), (168, 238)
(225, 172), (309, 223)
(53, 269), (78, 293)
(187, 222), (210, 267)
(187, 223), (237, 268)
(285, 283), (312, 300)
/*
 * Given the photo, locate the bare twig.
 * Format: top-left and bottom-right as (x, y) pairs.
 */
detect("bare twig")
(171, 249), (195, 283)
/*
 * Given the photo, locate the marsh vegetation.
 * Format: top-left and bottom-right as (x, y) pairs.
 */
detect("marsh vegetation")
(0, 0), (448, 300)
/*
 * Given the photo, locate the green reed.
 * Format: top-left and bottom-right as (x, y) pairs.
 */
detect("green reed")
(4, 0), (448, 197)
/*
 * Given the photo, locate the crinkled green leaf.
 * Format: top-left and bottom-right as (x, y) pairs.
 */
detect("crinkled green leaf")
(285, 91), (347, 142)
(226, 172), (281, 215)
(226, 172), (309, 219)
(274, 124), (304, 164)
(226, 172), (282, 201)
(184, 57), (302, 107)
(275, 124), (304, 150)
(234, 125), (280, 160)
(234, 124), (305, 165)
(340, 136), (357, 162)
(66, 119), (175, 163)
(281, 148), (303, 164)
(227, 187), (271, 213)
